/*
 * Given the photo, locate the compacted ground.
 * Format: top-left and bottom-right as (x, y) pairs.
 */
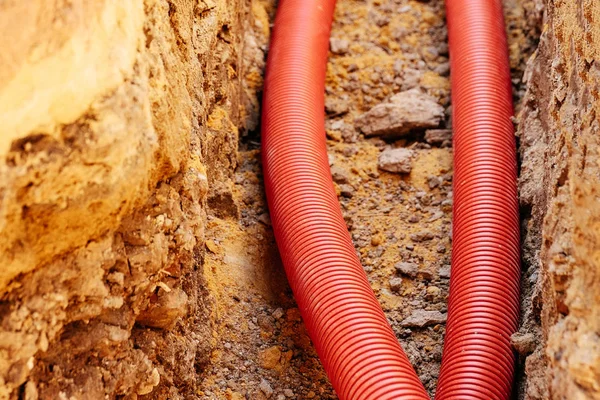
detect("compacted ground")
(198, 0), (536, 398)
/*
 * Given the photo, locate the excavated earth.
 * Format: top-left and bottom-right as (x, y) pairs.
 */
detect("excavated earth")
(0, 0), (599, 399)
(200, 0), (541, 399)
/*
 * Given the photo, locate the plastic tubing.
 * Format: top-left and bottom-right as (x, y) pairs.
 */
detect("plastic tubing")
(434, 0), (520, 399)
(261, 0), (429, 399)
(261, 0), (520, 399)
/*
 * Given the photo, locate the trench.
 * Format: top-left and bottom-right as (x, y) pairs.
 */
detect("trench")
(198, 0), (541, 399)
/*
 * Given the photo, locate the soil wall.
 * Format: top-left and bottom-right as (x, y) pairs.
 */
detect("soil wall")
(0, 0), (263, 398)
(517, 1), (600, 399)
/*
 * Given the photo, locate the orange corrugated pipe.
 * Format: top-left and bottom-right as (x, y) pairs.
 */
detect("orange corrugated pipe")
(261, 0), (520, 399)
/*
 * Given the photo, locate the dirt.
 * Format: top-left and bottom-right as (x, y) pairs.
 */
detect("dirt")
(198, 0), (540, 399)
(516, 1), (600, 399)
(9, 0), (600, 399)
(0, 0), (250, 398)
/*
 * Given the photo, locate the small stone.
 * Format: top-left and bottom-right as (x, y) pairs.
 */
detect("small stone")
(408, 214), (420, 223)
(439, 265), (451, 278)
(259, 346), (281, 370)
(441, 199), (453, 211)
(410, 231), (434, 242)
(510, 332), (537, 355)
(401, 68), (423, 91)
(136, 289), (188, 330)
(283, 389), (294, 397)
(401, 310), (447, 328)
(307, 391), (316, 398)
(427, 176), (441, 189)
(258, 213), (271, 226)
(355, 89), (444, 137)
(330, 165), (350, 184)
(257, 315), (275, 332)
(389, 277), (403, 293)
(272, 308), (285, 320)
(277, 395), (286, 400)
(259, 379), (274, 398)
(371, 234), (384, 246)
(425, 286), (441, 300)
(325, 98), (350, 116)
(395, 262), (418, 277)
(339, 184), (355, 198)
(424, 129), (453, 146)
(330, 37), (350, 54)
(378, 148), (414, 174)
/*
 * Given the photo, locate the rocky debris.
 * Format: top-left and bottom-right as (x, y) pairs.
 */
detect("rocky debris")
(259, 379), (274, 398)
(339, 184), (355, 198)
(329, 37), (350, 54)
(272, 308), (285, 320)
(425, 286), (441, 300)
(355, 89), (444, 137)
(389, 277), (403, 293)
(395, 262), (419, 277)
(510, 332), (537, 355)
(401, 310), (447, 328)
(325, 97), (350, 116)
(136, 288), (189, 330)
(258, 213), (272, 226)
(330, 165), (350, 184)
(439, 265), (451, 279)
(378, 148), (414, 174)
(410, 231), (435, 242)
(424, 129), (452, 146)
(259, 346), (282, 370)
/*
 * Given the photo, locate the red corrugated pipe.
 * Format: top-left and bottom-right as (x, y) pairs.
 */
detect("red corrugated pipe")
(261, 0), (520, 399)
(435, 0), (520, 399)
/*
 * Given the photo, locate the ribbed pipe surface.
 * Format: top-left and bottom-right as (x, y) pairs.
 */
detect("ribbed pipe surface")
(435, 0), (520, 399)
(261, 1), (429, 399)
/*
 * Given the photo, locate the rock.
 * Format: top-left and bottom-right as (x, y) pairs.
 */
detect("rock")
(410, 231), (434, 242)
(258, 213), (271, 226)
(439, 265), (451, 278)
(136, 288), (188, 330)
(378, 148), (414, 174)
(339, 184), (355, 198)
(395, 262), (418, 277)
(425, 285), (441, 300)
(259, 379), (274, 398)
(272, 308), (284, 320)
(371, 234), (384, 246)
(401, 310), (447, 328)
(424, 129), (452, 146)
(325, 98), (349, 116)
(511, 332), (537, 355)
(283, 389), (294, 397)
(389, 277), (403, 293)
(330, 165), (350, 184)
(355, 89), (443, 137)
(408, 214), (420, 223)
(259, 346), (282, 370)
(427, 176), (442, 189)
(257, 314), (275, 332)
(330, 37), (350, 55)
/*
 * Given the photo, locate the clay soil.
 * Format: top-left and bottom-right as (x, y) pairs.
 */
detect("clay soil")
(198, 0), (538, 399)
